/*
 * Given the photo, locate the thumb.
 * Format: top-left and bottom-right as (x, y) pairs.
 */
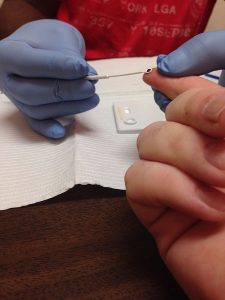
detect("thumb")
(157, 30), (225, 76)
(144, 69), (225, 138)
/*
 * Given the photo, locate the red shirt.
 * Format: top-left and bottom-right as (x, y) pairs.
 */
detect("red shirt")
(57, 0), (216, 60)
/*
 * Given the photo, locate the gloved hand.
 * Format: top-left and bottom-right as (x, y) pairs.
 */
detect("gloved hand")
(154, 30), (225, 111)
(0, 19), (99, 139)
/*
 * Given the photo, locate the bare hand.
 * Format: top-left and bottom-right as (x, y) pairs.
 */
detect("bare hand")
(125, 70), (225, 300)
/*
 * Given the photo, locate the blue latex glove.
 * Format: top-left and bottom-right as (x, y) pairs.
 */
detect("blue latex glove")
(0, 19), (99, 139)
(154, 30), (225, 111)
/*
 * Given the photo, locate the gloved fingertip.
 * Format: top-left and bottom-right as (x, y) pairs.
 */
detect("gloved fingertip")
(92, 94), (100, 107)
(25, 117), (66, 139)
(157, 54), (167, 65)
(83, 94), (100, 111)
(159, 103), (169, 112)
(87, 64), (97, 76)
(45, 124), (66, 139)
(157, 57), (171, 75)
(64, 56), (89, 79)
(154, 90), (170, 112)
(87, 64), (98, 84)
(219, 70), (225, 87)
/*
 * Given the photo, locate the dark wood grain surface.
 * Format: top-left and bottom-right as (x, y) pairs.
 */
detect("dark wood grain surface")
(0, 185), (188, 300)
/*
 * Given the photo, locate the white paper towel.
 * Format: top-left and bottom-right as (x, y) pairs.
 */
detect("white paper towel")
(0, 57), (165, 210)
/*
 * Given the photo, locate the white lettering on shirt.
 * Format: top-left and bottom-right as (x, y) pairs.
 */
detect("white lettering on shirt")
(143, 24), (192, 38)
(154, 4), (176, 15)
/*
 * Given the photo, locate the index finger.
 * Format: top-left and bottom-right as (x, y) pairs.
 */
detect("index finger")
(143, 68), (221, 99)
(144, 69), (225, 137)
(0, 41), (88, 79)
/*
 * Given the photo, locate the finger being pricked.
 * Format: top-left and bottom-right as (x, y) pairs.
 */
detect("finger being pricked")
(143, 69), (225, 138)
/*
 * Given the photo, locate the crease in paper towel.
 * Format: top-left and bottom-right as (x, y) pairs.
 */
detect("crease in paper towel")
(73, 102), (140, 189)
(0, 100), (140, 210)
(0, 57), (164, 210)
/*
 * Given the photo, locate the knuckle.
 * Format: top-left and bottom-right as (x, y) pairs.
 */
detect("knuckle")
(137, 121), (168, 152)
(125, 160), (147, 202)
(124, 164), (134, 189)
(124, 161), (139, 193)
(54, 80), (62, 101)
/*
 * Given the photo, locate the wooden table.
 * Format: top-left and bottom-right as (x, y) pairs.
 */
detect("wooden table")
(0, 185), (188, 300)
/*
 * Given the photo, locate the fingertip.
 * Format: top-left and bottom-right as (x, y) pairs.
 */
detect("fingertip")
(143, 67), (156, 83)
(143, 68), (166, 88)
(88, 94), (100, 109)
(26, 117), (66, 139)
(143, 69), (170, 100)
(87, 64), (97, 76)
(64, 56), (89, 79)
(45, 123), (66, 139)
(157, 55), (173, 75)
(157, 50), (190, 76)
(157, 54), (167, 65)
(70, 94), (100, 115)
(86, 64), (99, 84)
(154, 90), (170, 112)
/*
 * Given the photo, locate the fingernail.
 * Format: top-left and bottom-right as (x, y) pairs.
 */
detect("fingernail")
(202, 94), (225, 122)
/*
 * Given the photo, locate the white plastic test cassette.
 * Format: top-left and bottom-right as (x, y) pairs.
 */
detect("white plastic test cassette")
(113, 100), (153, 134)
